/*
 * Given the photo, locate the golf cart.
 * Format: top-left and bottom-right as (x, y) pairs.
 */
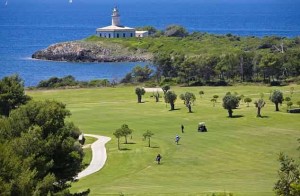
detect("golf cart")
(198, 122), (207, 132)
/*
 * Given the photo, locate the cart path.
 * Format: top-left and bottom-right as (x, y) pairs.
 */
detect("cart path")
(76, 134), (111, 179)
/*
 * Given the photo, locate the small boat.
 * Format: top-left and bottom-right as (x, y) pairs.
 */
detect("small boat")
(5, 1), (8, 6)
(69, 0), (72, 3)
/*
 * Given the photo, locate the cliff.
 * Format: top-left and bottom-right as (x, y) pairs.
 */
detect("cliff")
(32, 41), (152, 62)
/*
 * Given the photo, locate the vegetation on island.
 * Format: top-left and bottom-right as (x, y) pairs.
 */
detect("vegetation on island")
(85, 25), (300, 86)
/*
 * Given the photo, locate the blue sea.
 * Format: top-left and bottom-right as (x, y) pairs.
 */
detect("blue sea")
(0, 0), (300, 86)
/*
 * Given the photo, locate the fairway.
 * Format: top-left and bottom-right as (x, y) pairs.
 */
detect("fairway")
(28, 85), (300, 196)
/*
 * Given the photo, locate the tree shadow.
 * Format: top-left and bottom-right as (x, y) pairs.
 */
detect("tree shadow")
(258, 115), (269, 118)
(125, 142), (136, 145)
(150, 146), (160, 149)
(120, 148), (131, 151)
(169, 108), (181, 111)
(229, 115), (244, 118)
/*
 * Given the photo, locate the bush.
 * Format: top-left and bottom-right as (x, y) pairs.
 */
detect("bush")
(270, 80), (281, 86)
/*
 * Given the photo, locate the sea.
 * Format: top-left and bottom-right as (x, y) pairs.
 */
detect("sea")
(0, 0), (300, 86)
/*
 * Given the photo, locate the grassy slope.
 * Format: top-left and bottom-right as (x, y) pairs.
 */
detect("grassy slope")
(84, 35), (299, 57)
(27, 85), (300, 195)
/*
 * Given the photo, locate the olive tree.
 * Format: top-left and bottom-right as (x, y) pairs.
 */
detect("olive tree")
(165, 91), (177, 110)
(116, 124), (133, 144)
(162, 85), (170, 94)
(213, 95), (219, 102)
(244, 97), (252, 107)
(199, 90), (204, 98)
(180, 92), (196, 113)
(211, 98), (217, 107)
(254, 98), (266, 117)
(135, 87), (145, 103)
(143, 130), (154, 147)
(270, 90), (284, 111)
(222, 92), (240, 117)
(113, 128), (123, 150)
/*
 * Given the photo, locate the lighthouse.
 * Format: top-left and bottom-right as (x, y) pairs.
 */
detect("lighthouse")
(112, 7), (121, 26)
(96, 7), (148, 38)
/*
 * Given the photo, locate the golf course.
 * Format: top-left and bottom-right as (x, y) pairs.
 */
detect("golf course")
(28, 84), (300, 196)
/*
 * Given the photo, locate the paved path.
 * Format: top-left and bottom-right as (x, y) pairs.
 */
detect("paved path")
(76, 134), (111, 179)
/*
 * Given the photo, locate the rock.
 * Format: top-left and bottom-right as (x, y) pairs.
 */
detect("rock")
(32, 41), (152, 62)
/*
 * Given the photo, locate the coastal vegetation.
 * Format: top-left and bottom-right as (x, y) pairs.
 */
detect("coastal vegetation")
(33, 25), (300, 87)
(82, 25), (300, 86)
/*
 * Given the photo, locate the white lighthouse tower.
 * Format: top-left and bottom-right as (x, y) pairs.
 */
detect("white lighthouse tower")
(96, 6), (148, 38)
(112, 7), (121, 26)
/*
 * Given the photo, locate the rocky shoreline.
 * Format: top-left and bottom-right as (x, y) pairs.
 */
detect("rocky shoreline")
(32, 41), (152, 62)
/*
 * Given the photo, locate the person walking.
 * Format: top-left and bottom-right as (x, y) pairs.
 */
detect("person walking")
(156, 154), (162, 164)
(175, 135), (180, 145)
(181, 124), (184, 133)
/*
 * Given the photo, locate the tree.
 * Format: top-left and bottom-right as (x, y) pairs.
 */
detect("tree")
(290, 87), (295, 97)
(135, 87), (145, 103)
(274, 152), (300, 196)
(113, 128), (123, 150)
(285, 97), (291, 102)
(270, 90), (284, 111)
(132, 65), (153, 82)
(222, 92), (240, 117)
(0, 75), (31, 116)
(287, 102), (293, 110)
(213, 95), (219, 102)
(135, 26), (157, 35)
(244, 97), (252, 107)
(199, 90), (204, 98)
(152, 91), (160, 102)
(180, 92), (196, 113)
(165, 91), (177, 110)
(143, 130), (154, 147)
(0, 100), (84, 195)
(297, 101), (300, 108)
(116, 124), (133, 144)
(164, 25), (189, 37)
(211, 98), (217, 107)
(162, 85), (170, 94)
(254, 98), (266, 117)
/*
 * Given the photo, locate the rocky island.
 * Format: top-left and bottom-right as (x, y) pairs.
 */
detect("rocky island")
(32, 41), (152, 62)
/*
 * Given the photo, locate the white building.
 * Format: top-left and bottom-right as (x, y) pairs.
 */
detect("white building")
(96, 7), (148, 38)
(136, 31), (149, 37)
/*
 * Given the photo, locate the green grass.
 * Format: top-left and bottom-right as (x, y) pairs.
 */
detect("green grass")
(81, 136), (98, 169)
(27, 85), (300, 196)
